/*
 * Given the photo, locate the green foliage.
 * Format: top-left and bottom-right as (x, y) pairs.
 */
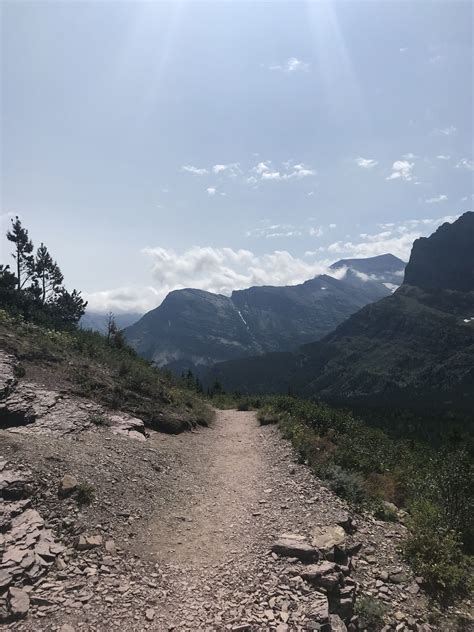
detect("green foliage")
(1, 218), (87, 329)
(257, 407), (279, 425)
(355, 595), (387, 631)
(262, 393), (473, 603)
(403, 500), (472, 600)
(76, 482), (95, 506)
(89, 414), (110, 427)
(373, 502), (399, 523)
(0, 309), (214, 434)
(324, 464), (367, 507)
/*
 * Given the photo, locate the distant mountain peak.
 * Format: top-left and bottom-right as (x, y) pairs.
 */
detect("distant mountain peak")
(330, 253), (406, 286)
(403, 212), (474, 291)
(331, 253), (405, 270)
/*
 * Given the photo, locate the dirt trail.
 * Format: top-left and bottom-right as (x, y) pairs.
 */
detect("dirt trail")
(148, 409), (268, 566)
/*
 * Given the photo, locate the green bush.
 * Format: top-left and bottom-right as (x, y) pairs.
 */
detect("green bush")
(403, 500), (472, 600)
(76, 482), (96, 506)
(324, 464), (368, 507)
(355, 595), (387, 631)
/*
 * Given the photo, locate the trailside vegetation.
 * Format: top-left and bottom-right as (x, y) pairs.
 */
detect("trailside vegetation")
(209, 391), (473, 602)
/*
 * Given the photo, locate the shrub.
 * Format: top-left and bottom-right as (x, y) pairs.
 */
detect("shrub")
(76, 482), (96, 506)
(257, 408), (279, 425)
(403, 500), (472, 600)
(355, 595), (387, 631)
(324, 464), (368, 507)
(373, 501), (399, 522)
(89, 414), (110, 427)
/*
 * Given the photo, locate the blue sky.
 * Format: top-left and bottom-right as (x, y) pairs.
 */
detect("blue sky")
(1, 1), (473, 312)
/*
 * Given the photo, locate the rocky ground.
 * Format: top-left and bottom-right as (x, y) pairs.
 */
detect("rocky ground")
(0, 351), (471, 631)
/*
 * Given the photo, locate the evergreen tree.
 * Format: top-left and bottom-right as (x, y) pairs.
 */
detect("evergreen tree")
(6, 216), (34, 290)
(35, 243), (64, 304)
(53, 289), (87, 326)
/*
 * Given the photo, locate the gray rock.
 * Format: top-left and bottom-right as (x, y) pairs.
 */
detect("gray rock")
(311, 525), (346, 561)
(330, 614), (348, 632)
(8, 587), (30, 619)
(272, 535), (319, 562)
(301, 562), (343, 590)
(306, 593), (330, 631)
(58, 474), (78, 497)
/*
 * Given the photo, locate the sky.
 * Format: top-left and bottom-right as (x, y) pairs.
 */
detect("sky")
(1, 0), (473, 313)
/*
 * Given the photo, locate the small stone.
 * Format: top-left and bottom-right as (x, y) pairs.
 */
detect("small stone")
(58, 474), (78, 498)
(145, 608), (155, 621)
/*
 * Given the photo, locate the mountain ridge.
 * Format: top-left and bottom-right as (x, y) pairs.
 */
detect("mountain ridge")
(124, 254), (405, 373)
(207, 213), (474, 412)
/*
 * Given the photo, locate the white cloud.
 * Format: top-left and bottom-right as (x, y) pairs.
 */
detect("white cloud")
(436, 155), (451, 160)
(84, 286), (162, 314)
(309, 226), (323, 238)
(399, 47), (408, 53)
(326, 215), (460, 260)
(181, 165), (208, 175)
(261, 170), (282, 181)
(212, 163), (241, 176)
(434, 126), (457, 136)
(402, 152), (417, 159)
(269, 57), (309, 73)
(386, 160), (416, 182)
(355, 157), (378, 169)
(206, 187), (217, 196)
(329, 224), (337, 229)
(425, 194), (448, 204)
(456, 158), (474, 171)
(137, 246), (332, 304)
(252, 160), (316, 182)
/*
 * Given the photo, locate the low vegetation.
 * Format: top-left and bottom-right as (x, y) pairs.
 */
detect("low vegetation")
(209, 390), (473, 603)
(0, 309), (214, 433)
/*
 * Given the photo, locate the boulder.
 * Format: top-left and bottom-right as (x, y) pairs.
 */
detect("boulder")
(8, 587), (30, 620)
(272, 534), (319, 562)
(331, 614), (348, 632)
(312, 525), (346, 561)
(76, 534), (103, 550)
(58, 474), (78, 497)
(336, 513), (357, 534)
(301, 561), (343, 590)
(306, 593), (331, 632)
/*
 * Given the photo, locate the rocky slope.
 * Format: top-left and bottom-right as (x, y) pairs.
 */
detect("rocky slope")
(207, 213), (474, 412)
(124, 256), (402, 374)
(1, 402), (466, 631)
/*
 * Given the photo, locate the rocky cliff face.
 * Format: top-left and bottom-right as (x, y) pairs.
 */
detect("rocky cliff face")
(404, 212), (474, 291)
(124, 266), (393, 373)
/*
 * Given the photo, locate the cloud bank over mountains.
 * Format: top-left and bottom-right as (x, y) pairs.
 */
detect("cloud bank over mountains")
(84, 215), (462, 313)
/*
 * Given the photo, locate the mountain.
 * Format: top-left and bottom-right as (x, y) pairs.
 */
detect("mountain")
(330, 253), (405, 287)
(124, 257), (398, 373)
(80, 311), (142, 333)
(208, 213), (474, 411)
